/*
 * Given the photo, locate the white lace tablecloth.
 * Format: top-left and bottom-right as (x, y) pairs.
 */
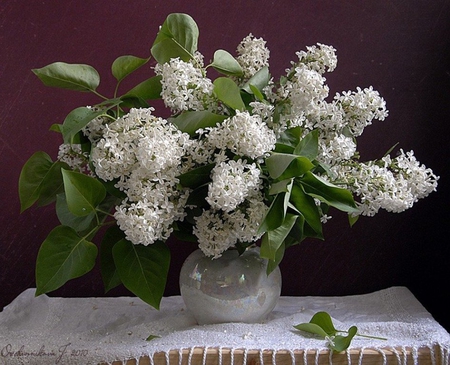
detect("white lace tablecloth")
(0, 286), (449, 365)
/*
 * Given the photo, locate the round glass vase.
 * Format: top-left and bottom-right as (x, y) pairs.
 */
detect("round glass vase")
(179, 246), (282, 325)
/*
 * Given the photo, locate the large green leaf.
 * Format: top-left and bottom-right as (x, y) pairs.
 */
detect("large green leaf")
(177, 164), (214, 188)
(56, 193), (117, 236)
(299, 172), (358, 214)
(151, 13), (199, 64)
(213, 77), (245, 111)
(112, 55), (149, 82)
(19, 152), (67, 212)
(266, 242), (285, 275)
(32, 62), (100, 92)
(293, 322), (329, 338)
(56, 193), (96, 233)
(266, 153), (314, 180)
(290, 183), (322, 235)
(112, 239), (170, 309)
(122, 75), (162, 100)
(100, 225), (124, 292)
(170, 111), (227, 136)
(258, 184), (292, 234)
(275, 126), (302, 151)
(61, 169), (106, 216)
(61, 106), (105, 144)
(333, 326), (358, 353)
(260, 214), (298, 261)
(35, 225), (98, 295)
(294, 130), (319, 160)
(210, 50), (243, 77)
(241, 66), (270, 94)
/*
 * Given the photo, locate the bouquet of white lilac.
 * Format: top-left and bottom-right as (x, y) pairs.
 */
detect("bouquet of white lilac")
(19, 13), (438, 309)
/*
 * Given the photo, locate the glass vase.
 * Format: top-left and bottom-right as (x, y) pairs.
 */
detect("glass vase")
(179, 246), (282, 325)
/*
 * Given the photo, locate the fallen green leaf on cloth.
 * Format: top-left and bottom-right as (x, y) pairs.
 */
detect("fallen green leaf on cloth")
(293, 311), (387, 352)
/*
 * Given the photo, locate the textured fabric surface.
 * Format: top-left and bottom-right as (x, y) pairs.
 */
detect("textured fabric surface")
(0, 287), (449, 365)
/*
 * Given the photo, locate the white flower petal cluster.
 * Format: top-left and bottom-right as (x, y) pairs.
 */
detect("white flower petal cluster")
(154, 57), (214, 113)
(207, 160), (261, 212)
(194, 196), (267, 258)
(334, 86), (388, 137)
(318, 134), (357, 165)
(331, 150), (439, 216)
(90, 108), (192, 246)
(57, 143), (91, 174)
(236, 33), (270, 79)
(296, 43), (338, 74)
(205, 110), (276, 160)
(91, 108), (187, 181)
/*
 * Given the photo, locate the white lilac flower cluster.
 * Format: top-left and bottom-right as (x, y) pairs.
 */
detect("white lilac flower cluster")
(332, 150), (439, 216)
(154, 55), (216, 113)
(71, 33), (437, 258)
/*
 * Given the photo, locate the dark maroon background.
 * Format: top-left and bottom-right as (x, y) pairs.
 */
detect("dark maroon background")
(1, 1), (449, 331)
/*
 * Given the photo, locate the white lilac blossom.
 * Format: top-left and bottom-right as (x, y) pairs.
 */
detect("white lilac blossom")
(331, 150), (438, 216)
(194, 195), (267, 258)
(204, 110), (277, 160)
(296, 43), (338, 74)
(91, 108), (189, 182)
(236, 33), (270, 79)
(335, 86), (388, 137)
(57, 143), (91, 174)
(154, 57), (215, 113)
(317, 133), (357, 165)
(206, 160), (261, 212)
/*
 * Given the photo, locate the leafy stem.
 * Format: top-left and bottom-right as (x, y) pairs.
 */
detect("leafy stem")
(294, 311), (387, 352)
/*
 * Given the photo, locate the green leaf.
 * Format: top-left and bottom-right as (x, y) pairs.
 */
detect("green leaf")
(177, 164), (214, 188)
(170, 111), (227, 136)
(249, 84), (265, 101)
(348, 214), (359, 227)
(146, 335), (161, 341)
(19, 152), (67, 212)
(242, 66), (270, 94)
(310, 311), (338, 335)
(269, 179), (292, 195)
(32, 62), (100, 92)
(122, 75), (162, 100)
(332, 326), (358, 352)
(35, 226), (98, 296)
(275, 126), (302, 151)
(266, 153), (314, 180)
(213, 77), (245, 111)
(112, 239), (170, 309)
(56, 193), (116, 236)
(293, 322), (330, 338)
(61, 106), (105, 144)
(36, 161), (70, 207)
(290, 183), (322, 235)
(258, 183), (292, 234)
(210, 50), (243, 76)
(151, 13), (199, 64)
(100, 225), (124, 292)
(62, 169), (106, 216)
(266, 242), (285, 275)
(260, 214), (298, 261)
(112, 55), (149, 82)
(294, 130), (319, 160)
(56, 193), (96, 232)
(299, 172), (358, 214)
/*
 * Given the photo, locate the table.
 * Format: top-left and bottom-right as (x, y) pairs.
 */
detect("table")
(1, 287), (449, 365)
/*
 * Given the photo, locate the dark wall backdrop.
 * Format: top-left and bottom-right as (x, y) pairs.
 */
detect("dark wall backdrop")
(1, 1), (449, 331)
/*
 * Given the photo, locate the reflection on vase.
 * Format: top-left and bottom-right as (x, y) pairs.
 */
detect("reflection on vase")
(179, 246), (282, 325)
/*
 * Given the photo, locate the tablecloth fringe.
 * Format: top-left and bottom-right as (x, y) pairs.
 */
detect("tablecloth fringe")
(107, 343), (450, 365)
